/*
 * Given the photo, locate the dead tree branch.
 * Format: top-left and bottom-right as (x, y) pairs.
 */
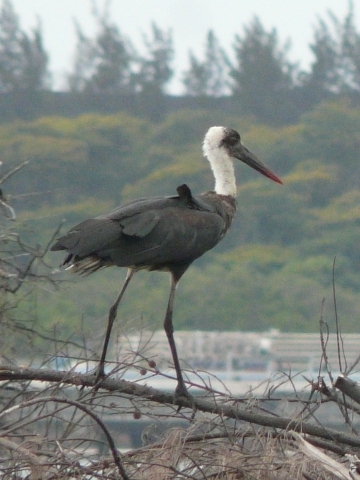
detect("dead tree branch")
(1, 365), (360, 451)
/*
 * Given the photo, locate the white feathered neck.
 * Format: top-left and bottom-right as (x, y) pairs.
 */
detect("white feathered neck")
(202, 126), (237, 197)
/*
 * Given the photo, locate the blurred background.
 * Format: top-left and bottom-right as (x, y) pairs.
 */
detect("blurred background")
(1, 0), (360, 350)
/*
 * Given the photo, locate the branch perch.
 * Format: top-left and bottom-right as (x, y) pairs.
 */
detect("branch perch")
(2, 365), (360, 449)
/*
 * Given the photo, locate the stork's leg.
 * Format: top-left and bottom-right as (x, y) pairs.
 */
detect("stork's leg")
(163, 273), (189, 399)
(96, 268), (135, 381)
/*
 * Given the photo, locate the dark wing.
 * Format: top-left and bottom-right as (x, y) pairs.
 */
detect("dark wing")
(51, 196), (176, 257)
(51, 193), (229, 271)
(51, 217), (123, 257)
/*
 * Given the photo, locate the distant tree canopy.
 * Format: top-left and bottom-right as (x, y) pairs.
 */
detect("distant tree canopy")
(0, 0), (49, 93)
(230, 16), (296, 124)
(4, 100), (360, 333)
(68, 12), (174, 98)
(136, 22), (174, 96)
(67, 10), (136, 93)
(183, 30), (230, 97)
(1, 0), (360, 125)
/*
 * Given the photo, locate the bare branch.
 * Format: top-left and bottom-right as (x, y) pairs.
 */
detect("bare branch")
(335, 375), (360, 406)
(0, 395), (130, 480)
(2, 365), (360, 450)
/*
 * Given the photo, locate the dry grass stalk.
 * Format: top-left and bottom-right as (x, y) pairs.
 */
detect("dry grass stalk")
(121, 428), (350, 480)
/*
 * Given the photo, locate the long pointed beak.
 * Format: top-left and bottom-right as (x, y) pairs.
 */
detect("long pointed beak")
(232, 144), (283, 185)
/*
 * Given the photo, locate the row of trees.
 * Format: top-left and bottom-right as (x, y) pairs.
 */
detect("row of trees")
(2, 1), (360, 124)
(1, 100), (359, 333)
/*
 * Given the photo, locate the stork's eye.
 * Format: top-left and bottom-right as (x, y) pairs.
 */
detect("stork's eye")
(227, 135), (239, 146)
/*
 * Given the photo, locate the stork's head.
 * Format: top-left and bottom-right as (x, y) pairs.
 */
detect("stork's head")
(203, 126), (283, 185)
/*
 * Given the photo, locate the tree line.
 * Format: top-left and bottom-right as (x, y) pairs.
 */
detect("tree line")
(2, 0), (360, 125)
(1, 100), (359, 334)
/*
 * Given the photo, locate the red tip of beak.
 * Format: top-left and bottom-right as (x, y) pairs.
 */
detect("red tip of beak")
(262, 169), (283, 185)
(270, 173), (283, 185)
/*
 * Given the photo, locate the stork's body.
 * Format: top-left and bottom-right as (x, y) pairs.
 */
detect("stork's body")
(51, 127), (282, 398)
(57, 189), (236, 276)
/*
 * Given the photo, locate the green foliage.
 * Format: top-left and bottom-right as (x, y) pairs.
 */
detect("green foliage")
(4, 99), (360, 340)
(301, 101), (360, 167)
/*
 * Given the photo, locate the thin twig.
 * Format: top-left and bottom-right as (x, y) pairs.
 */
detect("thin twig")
(0, 160), (29, 184)
(332, 256), (341, 369)
(0, 395), (130, 480)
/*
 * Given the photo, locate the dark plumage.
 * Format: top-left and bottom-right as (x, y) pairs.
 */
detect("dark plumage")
(53, 189), (236, 279)
(51, 126), (282, 398)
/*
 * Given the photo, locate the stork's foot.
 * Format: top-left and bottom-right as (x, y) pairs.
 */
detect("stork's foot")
(174, 381), (196, 414)
(93, 363), (106, 385)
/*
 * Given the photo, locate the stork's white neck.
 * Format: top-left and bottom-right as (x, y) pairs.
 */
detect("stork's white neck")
(203, 127), (237, 197)
(208, 149), (236, 197)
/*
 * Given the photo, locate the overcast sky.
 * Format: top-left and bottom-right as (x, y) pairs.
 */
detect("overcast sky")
(11, 0), (355, 92)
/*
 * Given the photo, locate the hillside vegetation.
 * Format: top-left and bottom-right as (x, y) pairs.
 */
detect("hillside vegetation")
(4, 101), (360, 338)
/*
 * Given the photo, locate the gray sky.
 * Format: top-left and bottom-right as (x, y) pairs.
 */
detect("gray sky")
(11, 0), (354, 92)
